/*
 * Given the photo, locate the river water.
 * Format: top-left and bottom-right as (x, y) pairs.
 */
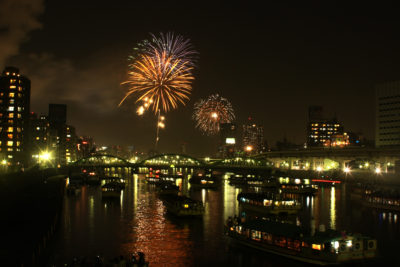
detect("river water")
(48, 170), (400, 266)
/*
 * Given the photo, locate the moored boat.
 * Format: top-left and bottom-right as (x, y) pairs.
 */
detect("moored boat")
(101, 181), (124, 198)
(189, 173), (219, 188)
(238, 192), (302, 215)
(225, 218), (378, 265)
(162, 194), (204, 216)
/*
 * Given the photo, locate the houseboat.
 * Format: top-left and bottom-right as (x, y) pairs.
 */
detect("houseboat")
(156, 181), (180, 196)
(225, 218), (378, 265)
(101, 181), (124, 198)
(162, 194), (204, 216)
(189, 173), (219, 189)
(263, 177), (318, 195)
(238, 192), (302, 215)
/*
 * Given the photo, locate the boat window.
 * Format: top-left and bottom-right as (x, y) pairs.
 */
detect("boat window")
(312, 244), (322, 250)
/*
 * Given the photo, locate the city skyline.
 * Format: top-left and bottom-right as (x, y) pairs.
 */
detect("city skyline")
(2, 1), (400, 155)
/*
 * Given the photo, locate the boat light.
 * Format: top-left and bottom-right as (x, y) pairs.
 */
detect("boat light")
(333, 241), (339, 250)
(312, 244), (321, 250)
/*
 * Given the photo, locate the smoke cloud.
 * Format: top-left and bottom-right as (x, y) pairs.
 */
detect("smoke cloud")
(0, 0), (44, 67)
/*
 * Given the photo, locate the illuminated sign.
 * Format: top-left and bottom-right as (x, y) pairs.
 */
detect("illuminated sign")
(226, 138), (235, 144)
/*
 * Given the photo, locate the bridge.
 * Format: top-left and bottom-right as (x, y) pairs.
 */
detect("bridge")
(68, 147), (400, 174)
(68, 153), (273, 171)
(253, 147), (400, 173)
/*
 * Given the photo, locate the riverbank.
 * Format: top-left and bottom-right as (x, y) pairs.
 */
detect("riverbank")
(0, 169), (65, 266)
(275, 169), (400, 187)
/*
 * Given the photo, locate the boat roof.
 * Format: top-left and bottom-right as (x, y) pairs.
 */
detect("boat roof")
(241, 219), (344, 243)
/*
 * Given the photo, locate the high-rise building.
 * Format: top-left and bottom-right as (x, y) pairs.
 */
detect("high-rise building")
(242, 119), (264, 154)
(48, 104), (67, 166)
(375, 81), (400, 147)
(0, 67), (30, 168)
(219, 123), (237, 158)
(65, 125), (78, 163)
(78, 136), (95, 158)
(29, 113), (51, 165)
(307, 106), (344, 147)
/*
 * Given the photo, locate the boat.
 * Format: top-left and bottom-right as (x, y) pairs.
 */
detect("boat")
(189, 173), (219, 188)
(352, 186), (400, 212)
(101, 181), (124, 198)
(161, 194), (204, 216)
(156, 181), (180, 196)
(237, 192), (302, 215)
(263, 177), (318, 195)
(229, 173), (265, 187)
(225, 218), (378, 265)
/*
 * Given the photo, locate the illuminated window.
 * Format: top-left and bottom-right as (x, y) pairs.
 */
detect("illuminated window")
(17, 113), (21, 118)
(9, 99), (14, 104)
(18, 87), (22, 92)
(9, 85), (16, 89)
(7, 134), (12, 139)
(10, 79), (16, 83)
(8, 106), (14, 111)
(18, 93), (22, 98)
(8, 155), (13, 158)
(9, 93), (14, 97)
(8, 120), (13, 124)
(36, 137), (39, 140)
(36, 127), (40, 130)
(0, 93), (3, 96)
(17, 107), (22, 112)
(0, 113), (2, 117)
(16, 128), (21, 133)
(7, 141), (13, 146)
(16, 141), (20, 147)
(7, 148), (13, 151)
(7, 127), (13, 132)
(8, 113), (14, 118)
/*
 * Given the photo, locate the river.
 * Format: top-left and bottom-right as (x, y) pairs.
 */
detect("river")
(48, 170), (400, 266)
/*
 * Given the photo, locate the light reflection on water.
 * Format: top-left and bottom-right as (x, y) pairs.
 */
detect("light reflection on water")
(50, 171), (400, 266)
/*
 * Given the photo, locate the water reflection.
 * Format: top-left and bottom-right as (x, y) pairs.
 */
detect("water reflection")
(330, 187), (336, 230)
(50, 171), (400, 266)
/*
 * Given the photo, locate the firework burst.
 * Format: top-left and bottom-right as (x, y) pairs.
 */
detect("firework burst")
(193, 94), (235, 135)
(120, 50), (194, 113)
(121, 32), (197, 114)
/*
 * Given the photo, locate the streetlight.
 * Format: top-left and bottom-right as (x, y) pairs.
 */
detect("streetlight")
(344, 167), (351, 173)
(39, 150), (53, 167)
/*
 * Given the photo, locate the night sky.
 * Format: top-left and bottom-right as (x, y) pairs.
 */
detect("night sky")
(2, 1), (400, 156)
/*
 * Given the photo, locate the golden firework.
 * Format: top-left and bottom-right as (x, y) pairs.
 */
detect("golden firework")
(119, 50), (194, 113)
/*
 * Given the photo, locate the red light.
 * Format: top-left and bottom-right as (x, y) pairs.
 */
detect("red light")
(312, 179), (341, 184)
(82, 141), (88, 144)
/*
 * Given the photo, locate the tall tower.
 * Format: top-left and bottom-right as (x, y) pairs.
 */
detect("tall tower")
(0, 67), (30, 169)
(375, 81), (400, 147)
(219, 123), (237, 158)
(48, 104), (67, 166)
(242, 118), (264, 154)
